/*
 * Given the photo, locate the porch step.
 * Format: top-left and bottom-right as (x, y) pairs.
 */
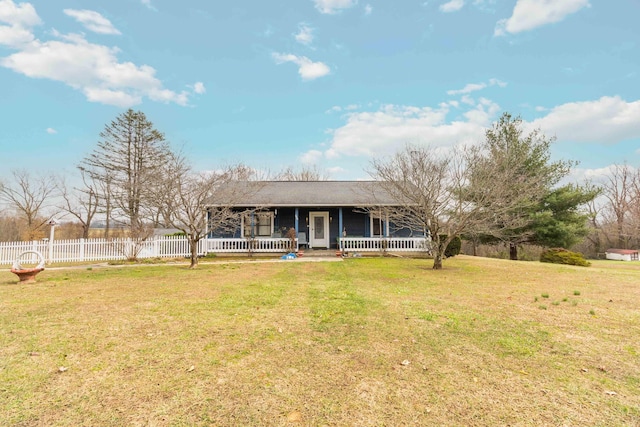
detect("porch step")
(300, 249), (341, 258)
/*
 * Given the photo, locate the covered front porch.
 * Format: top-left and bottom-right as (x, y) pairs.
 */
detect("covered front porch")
(215, 206), (417, 249)
(203, 236), (430, 254)
(207, 206), (429, 254)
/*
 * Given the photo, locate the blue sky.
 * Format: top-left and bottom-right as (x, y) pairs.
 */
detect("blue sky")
(0, 0), (638, 182)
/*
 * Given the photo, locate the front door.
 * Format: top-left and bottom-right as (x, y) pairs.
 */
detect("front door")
(309, 212), (330, 248)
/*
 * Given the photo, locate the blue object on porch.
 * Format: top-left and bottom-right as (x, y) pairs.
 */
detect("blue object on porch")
(281, 252), (297, 260)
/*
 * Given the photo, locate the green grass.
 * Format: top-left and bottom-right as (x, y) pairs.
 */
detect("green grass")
(1, 256), (640, 426)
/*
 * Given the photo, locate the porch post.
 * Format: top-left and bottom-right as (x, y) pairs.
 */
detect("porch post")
(365, 213), (370, 237)
(338, 208), (343, 249)
(295, 208), (300, 251)
(385, 211), (390, 237)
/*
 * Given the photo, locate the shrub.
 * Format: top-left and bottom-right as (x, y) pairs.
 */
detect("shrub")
(540, 248), (591, 267)
(439, 235), (462, 258)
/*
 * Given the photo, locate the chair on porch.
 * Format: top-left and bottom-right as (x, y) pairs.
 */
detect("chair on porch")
(297, 232), (308, 249)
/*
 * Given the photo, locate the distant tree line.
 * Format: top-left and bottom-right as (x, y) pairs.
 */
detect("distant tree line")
(1, 110), (639, 269)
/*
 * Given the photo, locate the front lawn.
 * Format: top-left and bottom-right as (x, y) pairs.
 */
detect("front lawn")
(1, 256), (639, 426)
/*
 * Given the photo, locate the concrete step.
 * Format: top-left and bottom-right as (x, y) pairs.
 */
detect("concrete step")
(299, 249), (341, 258)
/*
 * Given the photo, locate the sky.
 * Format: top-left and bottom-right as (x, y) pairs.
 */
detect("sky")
(0, 0), (639, 183)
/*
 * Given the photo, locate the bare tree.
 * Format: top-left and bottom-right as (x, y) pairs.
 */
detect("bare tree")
(371, 143), (548, 269)
(370, 146), (459, 269)
(600, 164), (635, 248)
(80, 109), (174, 240)
(0, 169), (57, 240)
(160, 160), (255, 268)
(581, 181), (605, 257)
(629, 169), (640, 248)
(56, 170), (100, 239)
(273, 165), (329, 181)
(0, 213), (22, 242)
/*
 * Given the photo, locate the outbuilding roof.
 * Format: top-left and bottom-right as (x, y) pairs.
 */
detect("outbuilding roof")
(208, 181), (401, 207)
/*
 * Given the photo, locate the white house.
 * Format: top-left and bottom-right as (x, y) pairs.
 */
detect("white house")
(605, 249), (639, 261)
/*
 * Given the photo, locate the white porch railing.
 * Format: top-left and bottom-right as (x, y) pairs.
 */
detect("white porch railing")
(205, 238), (294, 253)
(339, 237), (431, 253)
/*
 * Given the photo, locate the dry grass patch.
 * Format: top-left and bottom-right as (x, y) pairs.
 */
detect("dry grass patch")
(1, 256), (639, 426)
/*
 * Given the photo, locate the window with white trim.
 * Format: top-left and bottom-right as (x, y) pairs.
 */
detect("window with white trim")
(370, 210), (388, 237)
(242, 212), (274, 238)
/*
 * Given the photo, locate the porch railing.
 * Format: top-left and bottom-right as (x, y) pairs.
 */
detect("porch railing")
(339, 237), (431, 253)
(205, 238), (294, 253)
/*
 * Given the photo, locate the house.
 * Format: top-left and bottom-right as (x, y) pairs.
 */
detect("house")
(205, 181), (428, 254)
(605, 249), (639, 261)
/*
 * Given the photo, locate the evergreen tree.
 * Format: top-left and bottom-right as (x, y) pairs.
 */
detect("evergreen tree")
(80, 109), (173, 242)
(470, 113), (595, 259)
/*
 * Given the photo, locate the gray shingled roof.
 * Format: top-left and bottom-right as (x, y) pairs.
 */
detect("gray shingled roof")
(208, 181), (400, 207)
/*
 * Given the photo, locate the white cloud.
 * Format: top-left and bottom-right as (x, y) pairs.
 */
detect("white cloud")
(318, 94), (640, 168)
(313, 0), (357, 14)
(327, 166), (346, 176)
(364, 4), (372, 15)
(448, 83), (485, 95)
(528, 96), (640, 144)
(83, 87), (142, 108)
(0, 0), (40, 48)
(488, 78), (507, 88)
(46, 127), (56, 134)
(440, 0), (465, 13)
(495, 0), (590, 36)
(327, 103), (361, 114)
(0, 22), (33, 47)
(300, 149), (324, 164)
(324, 101), (498, 159)
(447, 78), (506, 95)
(0, 0), (40, 27)
(63, 9), (121, 35)
(140, 0), (156, 11)
(294, 23), (314, 46)
(193, 81), (206, 94)
(272, 52), (330, 81)
(0, 1), (192, 108)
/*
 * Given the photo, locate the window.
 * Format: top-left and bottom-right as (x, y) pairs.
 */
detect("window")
(242, 212), (274, 238)
(370, 211), (387, 237)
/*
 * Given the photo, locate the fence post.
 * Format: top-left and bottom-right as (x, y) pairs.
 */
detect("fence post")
(79, 238), (85, 262)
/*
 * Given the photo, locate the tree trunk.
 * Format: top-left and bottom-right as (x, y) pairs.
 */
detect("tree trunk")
(617, 221), (626, 249)
(432, 251), (443, 269)
(509, 242), (518, 260)
(189, 238), (199, 269)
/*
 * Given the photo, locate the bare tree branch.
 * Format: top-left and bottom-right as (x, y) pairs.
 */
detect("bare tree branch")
(0, 170), (58, 240)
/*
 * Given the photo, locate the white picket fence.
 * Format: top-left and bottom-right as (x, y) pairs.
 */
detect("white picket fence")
(0, 236), (209, 265)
